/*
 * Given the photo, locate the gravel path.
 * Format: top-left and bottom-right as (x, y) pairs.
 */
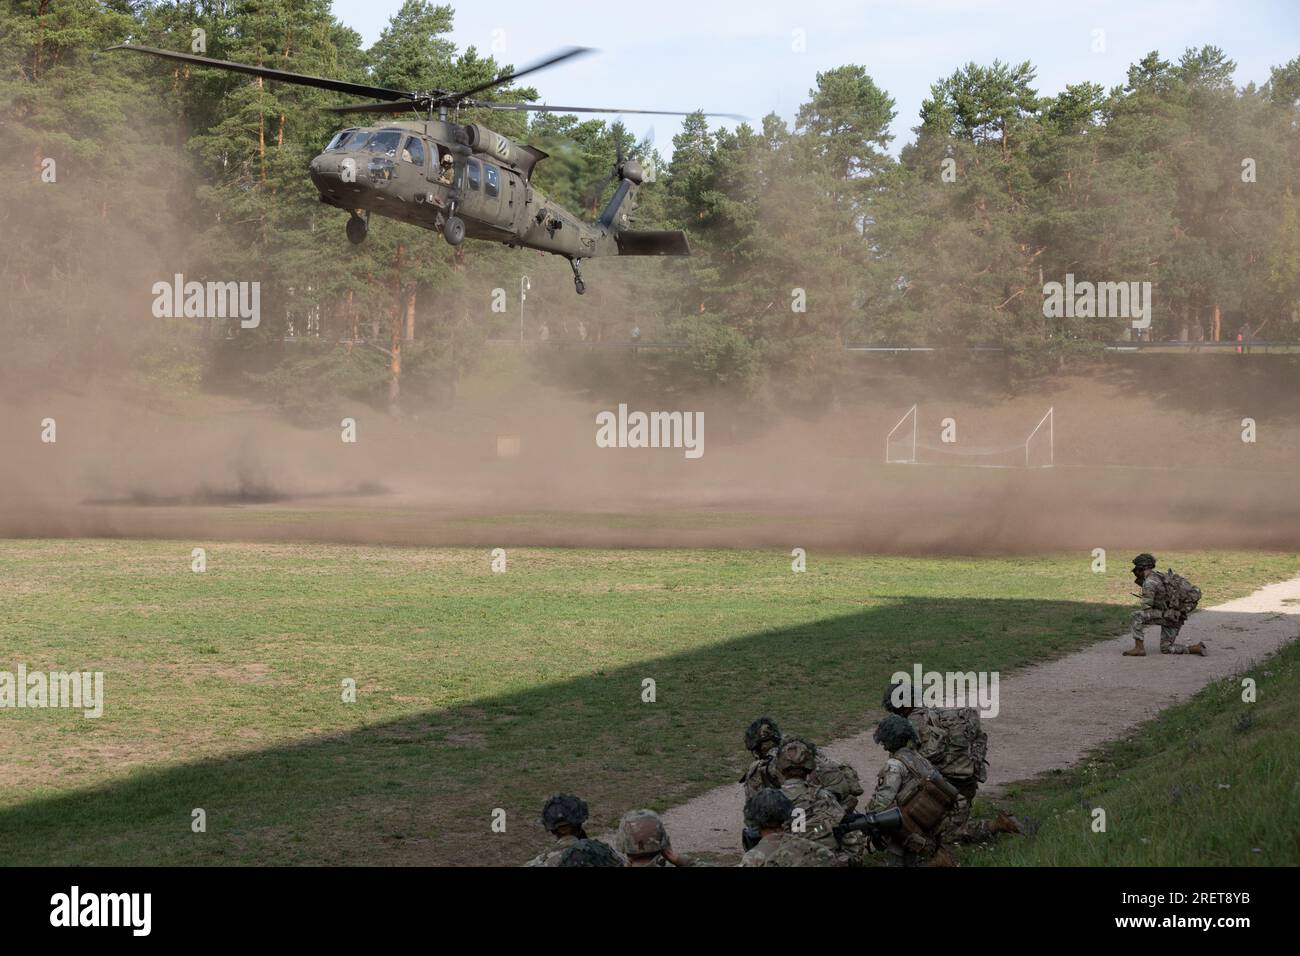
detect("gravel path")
(657, 576), (1300, 856)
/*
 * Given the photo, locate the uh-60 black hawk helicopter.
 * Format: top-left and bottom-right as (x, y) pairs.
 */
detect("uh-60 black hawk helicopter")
(106, 44), (741, 294)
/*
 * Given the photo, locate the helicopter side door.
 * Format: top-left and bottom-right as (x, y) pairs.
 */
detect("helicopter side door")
(480, 162), (506, 227)
(396, 134), (432, 214)
(457, 157), (483, 221)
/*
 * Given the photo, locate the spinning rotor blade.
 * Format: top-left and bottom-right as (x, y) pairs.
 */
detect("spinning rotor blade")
(327, 101), (424, 115)
(448, 46), (594, 102)
(460, 99), (746, 120)
(104, 44), (416, 102)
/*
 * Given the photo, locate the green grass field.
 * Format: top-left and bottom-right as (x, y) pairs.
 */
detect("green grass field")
(968, 639), (1300, 867)
(0, 540), (1294, 865)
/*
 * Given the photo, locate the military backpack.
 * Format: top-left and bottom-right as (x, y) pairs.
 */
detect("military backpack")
(1154, 569), (1202, 621)
(812, 755), (865, 810)
(914, 707), (989, 784)
(893, 748), (960, 836)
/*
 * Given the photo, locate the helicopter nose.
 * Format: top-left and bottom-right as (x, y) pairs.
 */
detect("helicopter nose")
(310, 153), (363, 195)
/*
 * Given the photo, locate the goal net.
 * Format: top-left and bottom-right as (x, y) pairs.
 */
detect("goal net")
(886, 406), (1054, 468)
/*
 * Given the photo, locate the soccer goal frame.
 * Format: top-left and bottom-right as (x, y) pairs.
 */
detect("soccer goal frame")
(885, 404), (919, 464)
(885, 405), (1054, 468)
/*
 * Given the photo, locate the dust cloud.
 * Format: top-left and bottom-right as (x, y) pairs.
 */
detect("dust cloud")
(2, 358), (1297, 555)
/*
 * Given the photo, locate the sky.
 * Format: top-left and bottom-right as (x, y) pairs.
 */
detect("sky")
(330, 0), (1300, 158)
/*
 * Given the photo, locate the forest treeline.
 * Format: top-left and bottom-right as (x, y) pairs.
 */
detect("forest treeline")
(3, 0), (1298, 419)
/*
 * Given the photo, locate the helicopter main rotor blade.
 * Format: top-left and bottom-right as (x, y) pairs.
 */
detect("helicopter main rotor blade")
(327, 101), (424, 115)
(446, 46), (594, 102)
(104, 44), (417, 103)
(460, 99), (747, 120)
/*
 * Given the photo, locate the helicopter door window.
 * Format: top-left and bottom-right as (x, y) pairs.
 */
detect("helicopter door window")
(436, 147), (456, 185)
(485, 165), (499, 198)
(466, 160), (480, 190)
(402, 136), (425, 167)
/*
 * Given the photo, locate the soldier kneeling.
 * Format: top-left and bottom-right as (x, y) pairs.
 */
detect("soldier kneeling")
(868, 715), (959, 867)
(774, 737), (869, 865)
(1125, 553), (1206, 657)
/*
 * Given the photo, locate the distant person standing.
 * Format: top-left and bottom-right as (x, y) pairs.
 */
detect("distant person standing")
(630, 324), (641, 354)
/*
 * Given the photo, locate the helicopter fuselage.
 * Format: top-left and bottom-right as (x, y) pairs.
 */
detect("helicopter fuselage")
(308, 119), (619, 260)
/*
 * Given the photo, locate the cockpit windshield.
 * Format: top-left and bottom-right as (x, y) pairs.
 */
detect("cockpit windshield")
(325, 129), (360, 151)
(365, 130), (404, 156)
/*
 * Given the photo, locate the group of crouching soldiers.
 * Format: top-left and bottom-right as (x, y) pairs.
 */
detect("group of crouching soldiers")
(523, 681), (1023, 866)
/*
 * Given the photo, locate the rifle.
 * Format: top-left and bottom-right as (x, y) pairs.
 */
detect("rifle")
(833, 806), (904, 850)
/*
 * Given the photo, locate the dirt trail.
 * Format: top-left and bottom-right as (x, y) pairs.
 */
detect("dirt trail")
(657, 576), (1300, 857)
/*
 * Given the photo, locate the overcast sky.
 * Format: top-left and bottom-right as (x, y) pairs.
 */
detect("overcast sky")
(331, 0), (1299, 158)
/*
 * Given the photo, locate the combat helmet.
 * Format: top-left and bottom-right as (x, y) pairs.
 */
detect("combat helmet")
(744, 787), (795, 830)
(616, 809), (668, 858)
(1132, 553), (1157, 570)
(773, 736), (818, 776)
(541, 793), (589, 835)
(873, 714), (920, 752)
(882, 679), (918, 714)
(744, 716), (783, 756)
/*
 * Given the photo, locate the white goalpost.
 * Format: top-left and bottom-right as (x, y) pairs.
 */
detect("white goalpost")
(1024, 407), (1054, 468)
(884, 405), (1054, 468)
(885, 404), (918, 464)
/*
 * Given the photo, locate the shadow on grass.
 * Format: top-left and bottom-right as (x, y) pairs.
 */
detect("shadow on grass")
(1, 595), (1129, 866)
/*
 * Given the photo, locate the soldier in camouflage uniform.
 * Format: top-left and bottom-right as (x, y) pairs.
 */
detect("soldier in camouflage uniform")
(556, 838), (626, 867)
(883, 682), (1020, 844)
(741, 716), (864, 810)
(740, 716), (784, 801)
(1125, 553), (1206, 657)
(523, 793), (591, 867)
(868, 715), (956, 867)
(739, 788), (840, 867)
(614, 809), (698, 866)
(773, 737), (868, 865)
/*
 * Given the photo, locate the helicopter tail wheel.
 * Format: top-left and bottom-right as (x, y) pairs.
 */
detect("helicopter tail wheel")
(346, 214), (367, 245)
(570, 258), (586, 295)
(444, 216), (466, 246)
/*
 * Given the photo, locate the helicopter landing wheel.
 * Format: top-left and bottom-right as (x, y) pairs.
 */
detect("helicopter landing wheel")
(575, 278), (586, 295)
(443, 216), (466, 246)
(570, 258), (586, 295)
(346, 214), (368, 245)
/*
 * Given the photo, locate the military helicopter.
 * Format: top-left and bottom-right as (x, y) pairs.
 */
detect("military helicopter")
(106, 43), (741, 294)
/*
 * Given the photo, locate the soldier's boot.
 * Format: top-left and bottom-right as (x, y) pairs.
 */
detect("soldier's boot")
(1187, 642), (1207, 656)
(928, 845), (959, 867)
(990, 811), (1023, 835)
(1122, 639), (1146, 657)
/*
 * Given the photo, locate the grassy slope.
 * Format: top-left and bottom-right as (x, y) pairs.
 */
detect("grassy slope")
(0, 541), (1294, 865)
(966, 640), (1300, 867)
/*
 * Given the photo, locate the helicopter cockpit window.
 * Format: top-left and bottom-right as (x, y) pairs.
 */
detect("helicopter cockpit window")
(484, 165), (499, 197)
(402, 136), (425, 167)
(365, 130), (403, 156)
(325, 129), (358, 151)
(466, 160), (480, 190)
